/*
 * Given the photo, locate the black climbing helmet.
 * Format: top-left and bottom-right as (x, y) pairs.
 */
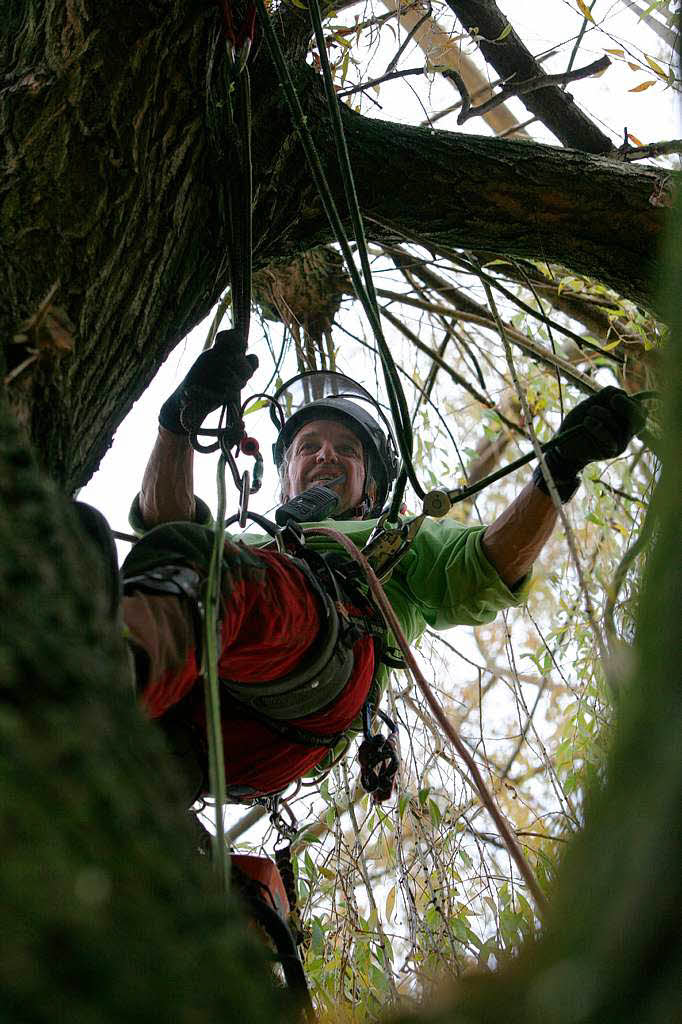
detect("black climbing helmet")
(271, 371), (399, 513)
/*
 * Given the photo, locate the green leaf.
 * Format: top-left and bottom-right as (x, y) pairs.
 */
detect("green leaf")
(644, 54), (667, 79)
(341, 49), (350, 85)
(304, 850), (316, 879)
(311, 918), (325, 954)
(459, 848), (473, 869)
(449, 916), (469, 942)
(428, 798), (442, 826)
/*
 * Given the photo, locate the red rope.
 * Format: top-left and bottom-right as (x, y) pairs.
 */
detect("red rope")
(307, 525), (548, 915)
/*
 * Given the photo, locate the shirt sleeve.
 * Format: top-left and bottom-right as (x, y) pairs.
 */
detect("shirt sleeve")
(397, 517), (531, 631)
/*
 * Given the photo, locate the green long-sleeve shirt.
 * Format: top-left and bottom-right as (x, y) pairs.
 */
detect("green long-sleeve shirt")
(128, 497), (529, 642)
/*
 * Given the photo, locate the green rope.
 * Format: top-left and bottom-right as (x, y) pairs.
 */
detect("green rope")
(202, 453), (231, 893)
(307, 0), (414, 465)
(234, 66), (253, 341)
(256, 0), (422, 503)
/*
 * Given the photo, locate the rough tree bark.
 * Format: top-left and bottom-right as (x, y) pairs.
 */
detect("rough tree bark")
(0, 404), (298, 1021)
(0, 1), (672, 490)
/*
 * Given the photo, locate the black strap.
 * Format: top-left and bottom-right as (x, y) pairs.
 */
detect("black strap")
(222, 693), (343, 748)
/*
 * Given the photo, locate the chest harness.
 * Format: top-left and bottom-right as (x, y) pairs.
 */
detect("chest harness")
(220, 515), (402, 804)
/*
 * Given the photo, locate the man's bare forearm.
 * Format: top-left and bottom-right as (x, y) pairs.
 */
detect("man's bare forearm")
(482, 482), (559, 588)
(139, 427), (196, 528)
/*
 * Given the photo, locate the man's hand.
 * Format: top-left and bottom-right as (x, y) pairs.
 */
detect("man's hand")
(159, 329), (258, 436)
(533, 386), (646, 502)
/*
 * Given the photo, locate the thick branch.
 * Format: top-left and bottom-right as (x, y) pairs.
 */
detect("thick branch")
(337, 108), (668, 309)
(0, 2), (670, 490)
(444, 0), (615, 153)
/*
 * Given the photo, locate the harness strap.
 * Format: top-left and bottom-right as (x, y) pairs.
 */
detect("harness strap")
(220, 547), (383, 720)
(222, 694), (344, 748)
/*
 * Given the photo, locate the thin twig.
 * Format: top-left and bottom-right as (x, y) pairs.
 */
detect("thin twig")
(341, 761), (399, 998)
(384, 2), (432, 74)
(377, 287), (599, 394)
(337, 65), (425, 97)
(380, 304), (527, 435)
(308, 526), (548, 914)
(478, 274), (610, 670)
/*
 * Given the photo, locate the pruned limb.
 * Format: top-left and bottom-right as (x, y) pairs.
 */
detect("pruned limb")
(337, 65), (425, 98)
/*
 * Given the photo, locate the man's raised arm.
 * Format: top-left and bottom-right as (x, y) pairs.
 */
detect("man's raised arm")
(133, 329), (258, 531)
(481, 387), (645, 588)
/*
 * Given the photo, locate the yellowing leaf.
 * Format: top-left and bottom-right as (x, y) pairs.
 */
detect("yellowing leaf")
(627, 132), (643, 146)
(575, 0), (595, 23)
(644, 54), (667, 78)
(629, 79), (657, 92)
(602, 338), (622, 351)
(605, 48), (624, 56)
(386, 885), (396, 922)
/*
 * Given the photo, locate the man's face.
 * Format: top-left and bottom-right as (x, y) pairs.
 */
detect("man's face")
(286, 419), (372, 515)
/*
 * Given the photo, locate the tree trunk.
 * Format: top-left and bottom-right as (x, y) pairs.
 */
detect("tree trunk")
(0, 397), (296, 1022)
(1, 1), (671, 489)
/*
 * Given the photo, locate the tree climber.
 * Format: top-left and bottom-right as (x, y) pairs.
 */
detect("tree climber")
(120, 331), (644, 805)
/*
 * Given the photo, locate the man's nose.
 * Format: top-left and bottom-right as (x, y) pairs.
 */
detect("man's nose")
(316, 441), (339, 462)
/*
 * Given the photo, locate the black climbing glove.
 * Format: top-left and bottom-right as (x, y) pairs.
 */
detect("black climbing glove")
(159, 328), (258, 437)
(533, 386), (645, 502)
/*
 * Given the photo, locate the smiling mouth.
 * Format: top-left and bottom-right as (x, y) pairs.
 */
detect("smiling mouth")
(310, 473), (345, 488)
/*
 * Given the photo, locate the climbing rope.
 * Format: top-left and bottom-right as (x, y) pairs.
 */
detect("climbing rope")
(255, 0), (423, 513)
(307, 523), (549, 913)
(196, 0), (259, 894)
(203, 452), (231, 892)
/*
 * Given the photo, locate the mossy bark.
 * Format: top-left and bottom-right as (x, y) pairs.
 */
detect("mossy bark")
(1, 1), (672, 490)
(0, 398), (299, 1022)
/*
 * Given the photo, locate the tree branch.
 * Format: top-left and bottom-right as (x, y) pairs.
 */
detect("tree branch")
(448, 55), (611, 126)
(337, 65), (426, 97)
(444, 0), (615, 152)
(620, 138), (682, 162)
